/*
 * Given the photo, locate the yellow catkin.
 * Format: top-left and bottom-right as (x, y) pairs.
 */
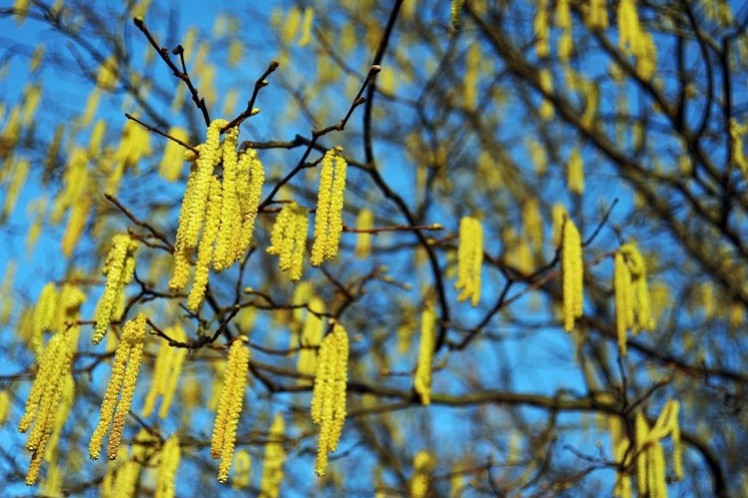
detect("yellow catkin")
(93, 235), (138, 344)
(174, 118), (227, 256)
(538, 69), (554, 120)
(32, 283), (59, 355)
(61, 195), (91, 257)
(619, 241), (654, 334)
(464, 43), (480, 109)
(159, 127), (189, 182)
(609, 416), (632, 498)
(454, 216), (483, 306)
(311, 323), (349, 477)
(213, 126), (241, 271)
(211, 339), (250, 484)
(614, 252), (632, 356)
(534, 0), (550, 57)
(298, 297), (325, 379)
(0, 390), (10, 425)
(410, 451), (435, 498)
(729, 119), (748, 176)
(297, 7), (314, 47)
(522, 199), (543, 253)
(142, 325), (187, 419)
(234, 147), (265, 262)
(232, 450), (252, 490)
(2, 158), (29, 219)
(187, 176), (222, 312)
(556, 0), (573, 61)
(89, 314), (147, 461)
(311, 147), (347, 267)
(20, 85), (40, 124)
(259, 413), (287, 498)
(634, 412), (649, 495)
(414, 306), (436, 405)
(586, 0), (609, 29)
(618, 0), (644, 57)
(355, 208), (374, 258)
(267, 202), (309, 282)
(43, 372), (74, 465)
(567, 148), (585, 195)
(18, 331), (72, 485)
(155, 433), (181, 498)
(451, 0), (465, 29)
(561, 218), (583, 332)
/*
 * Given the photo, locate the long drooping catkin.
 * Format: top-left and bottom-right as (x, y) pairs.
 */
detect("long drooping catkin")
(454, 215), (483, 307)
(310, 323), (349, 476)
(414, 306), (436, 405)
(93, 234), (138, 344)
(18, 331), (73, 485)
(267, 202), (308, 282)
(311, 147), (347, 267)
(561, 217), (583, 332)
(210, 339), (249, 483)
(89, 313), (147, 461)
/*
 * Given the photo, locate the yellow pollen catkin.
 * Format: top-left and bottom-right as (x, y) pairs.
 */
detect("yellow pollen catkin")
(259, 412), (286, 498)
(410, 451), (435, 498)
(586, 0), (609, 29)
(159, 127), (189, 182)
(187, 176), (222, 312)
(155, 433), (181, 498)
(561, 218), (583, 332)
(142, 325), (187, 419)
(235, 148), (265, 261)
(454, 216), (483, 307)
(310, 323), (349, 477)
(355, 208), (374, 258)
(297, 7), (314, 47)
(538, 69), (554, 120)
(0, 390), (10, 426)
(567, 147), (585, 195)
(298, 297), (325, 380)
(618, 0), (644, 57)
(534, 0), (550, 57)
(173, 119), (227, 264)
(311, 147), (347, 267)
(210, 339), (249, 484)
(232, 449), (252, 489)
(93, 234), (138, 344)
(213, 126), (241, 271)
(89, 313), (147, 461)
(614, 252), (632, 356)
(18, 331), (73, 485)
(414, 305), (436, 405)
(267, 202), (308, 282)
(614, 241), (654, 351)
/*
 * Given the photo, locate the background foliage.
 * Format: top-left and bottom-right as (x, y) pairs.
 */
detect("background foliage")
(0, 0), (747, 496)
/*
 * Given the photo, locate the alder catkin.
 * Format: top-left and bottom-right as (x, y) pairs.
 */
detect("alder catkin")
(561, 218), (583, 332)
(210, 339), (250, 484)
(454, 216), (483, 307)
(259, 413), (287, 498)
(89, 313), (147, 461)
(311, 323), (349, 476)
(155, 433), (181, 498)
(267, 202), (308, 282)
(414, 306), (436, 405)
(187, 176), (222, 312)
(311, 147), (347, 267)
(355, 208), (374, 258)
(17, 331), (73, 485)
(93, 235), (138, 345)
